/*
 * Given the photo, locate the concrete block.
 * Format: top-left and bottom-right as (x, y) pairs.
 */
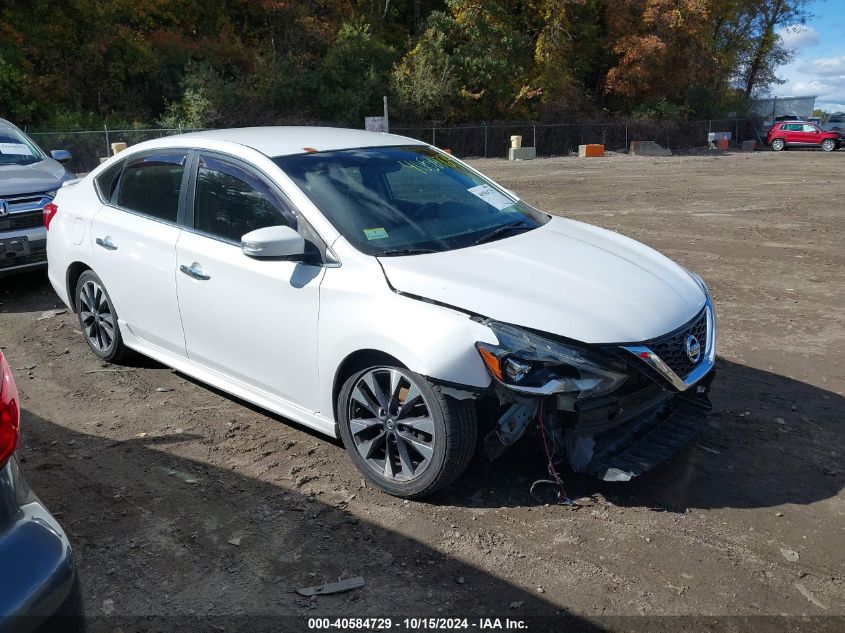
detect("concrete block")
(578, 144), (605, 157)
(629, 140), (672, 157)
(508, 146), (536, 161)
(741, 140), (759, 151)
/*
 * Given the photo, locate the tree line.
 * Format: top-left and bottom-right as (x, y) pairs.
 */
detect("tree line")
(0, 0), (810, 129)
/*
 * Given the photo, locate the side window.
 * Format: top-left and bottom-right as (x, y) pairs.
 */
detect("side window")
(802, 124), (817, 133)
(116, 153), (187, 222)
(194, 155), (296, 243)
(786, 124), (803, 132)
(94, 159), (124, 203)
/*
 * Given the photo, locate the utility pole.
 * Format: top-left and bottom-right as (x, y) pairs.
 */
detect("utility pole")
(383, 96), (390, 133)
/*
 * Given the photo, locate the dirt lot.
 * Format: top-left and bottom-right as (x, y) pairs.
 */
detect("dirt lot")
(2, 151), (843, 632)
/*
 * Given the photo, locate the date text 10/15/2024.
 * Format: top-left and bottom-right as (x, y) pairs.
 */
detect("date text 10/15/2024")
(307, 618), (529, 630)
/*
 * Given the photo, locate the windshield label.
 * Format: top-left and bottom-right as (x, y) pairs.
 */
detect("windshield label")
(468, 184), (515, 210)
(0, 143), (33, 156)
(364, 227), (389, 240)
(397, 154), (455, 174)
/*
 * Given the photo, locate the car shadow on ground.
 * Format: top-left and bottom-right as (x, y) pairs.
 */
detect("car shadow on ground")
(18, 411), (608, 633)
(18, 412), (841, 633)
(1, 270), (63, 314)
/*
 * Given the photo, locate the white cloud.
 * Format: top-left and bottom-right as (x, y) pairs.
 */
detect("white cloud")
(798, 55), (845, 77)
(777, 25), (820, 50)
(777, 53), (845, 109)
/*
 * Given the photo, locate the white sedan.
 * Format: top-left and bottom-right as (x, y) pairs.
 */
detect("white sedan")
(46, 127), (715, 498)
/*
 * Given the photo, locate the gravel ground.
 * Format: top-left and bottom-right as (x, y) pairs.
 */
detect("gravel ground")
(1, 150), (843, 632)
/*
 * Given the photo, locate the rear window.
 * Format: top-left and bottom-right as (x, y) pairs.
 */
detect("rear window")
(95, 159), (125, 203)
(116, 153), (187, 223)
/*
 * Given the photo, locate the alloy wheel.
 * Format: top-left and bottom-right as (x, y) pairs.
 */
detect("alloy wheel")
(347, 368), (436, 482)
(79, 280), (115, 353)
(821, 139), (835, 152)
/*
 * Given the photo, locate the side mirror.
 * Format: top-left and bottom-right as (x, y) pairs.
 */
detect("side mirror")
(50, 149), (72, 164)
(241, 225), (305, 259)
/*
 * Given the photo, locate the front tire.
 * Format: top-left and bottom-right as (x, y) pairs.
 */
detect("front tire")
(821, 138), (836, 152)
(75, 270), (129, 363)
(771, 138), (785, 151)
(338, 365), (477, 498)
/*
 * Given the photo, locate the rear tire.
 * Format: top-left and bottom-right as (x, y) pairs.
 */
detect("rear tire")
(338, 365), (477, 498)
(821, 138), (836, 152)
(75, 270), (130, 363)
(771, 138), (785, 151)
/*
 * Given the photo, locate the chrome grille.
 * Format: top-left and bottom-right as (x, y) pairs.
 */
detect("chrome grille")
(4, 192), (47, 205)
(647, 309), (708, 378)
(1, 191), (52, 213)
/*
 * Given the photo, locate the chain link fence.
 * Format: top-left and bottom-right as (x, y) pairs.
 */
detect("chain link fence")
(392, 119), (761, 159)
(25, 127), (203, 174)
(25, 120), (761, 173)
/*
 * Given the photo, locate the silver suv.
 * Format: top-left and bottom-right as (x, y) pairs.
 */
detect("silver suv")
(0, 119), (74, 276)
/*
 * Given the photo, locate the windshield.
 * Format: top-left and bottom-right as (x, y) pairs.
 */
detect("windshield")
(0, 125), (45, 166)
(273, 146), (548, 256)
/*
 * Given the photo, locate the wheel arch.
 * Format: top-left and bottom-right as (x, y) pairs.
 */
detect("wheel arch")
(331, 349), (407, 426)
(66, 261), (92, 313)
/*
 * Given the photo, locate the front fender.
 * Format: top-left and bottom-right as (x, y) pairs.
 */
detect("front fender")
(317, 258), (496, 419)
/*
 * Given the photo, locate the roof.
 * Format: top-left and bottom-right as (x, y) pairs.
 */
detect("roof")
(175, 126), (426, 157)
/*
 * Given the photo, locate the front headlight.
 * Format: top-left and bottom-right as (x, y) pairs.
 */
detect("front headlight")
(476, 321), (628, 398)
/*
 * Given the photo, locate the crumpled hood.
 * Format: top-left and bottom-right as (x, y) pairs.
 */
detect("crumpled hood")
(378, 216), (706, 344)
(0, 159), (71, 197)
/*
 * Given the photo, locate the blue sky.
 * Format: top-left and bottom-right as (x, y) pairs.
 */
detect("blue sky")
(774, 0), (845, 112)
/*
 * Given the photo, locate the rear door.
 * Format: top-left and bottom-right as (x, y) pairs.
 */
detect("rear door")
(175, 153), (324, 410)
(90, 151), (189, 357)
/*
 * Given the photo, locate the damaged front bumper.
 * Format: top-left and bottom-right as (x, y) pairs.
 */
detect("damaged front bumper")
(562, 371), (714, 481)
(476, 300), (717, 482)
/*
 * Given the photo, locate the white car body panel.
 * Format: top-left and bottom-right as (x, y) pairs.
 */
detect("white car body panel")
(46, 126), (709, 444)
(379, 216), (705, 344)
(175, 230), (325, 411)
(91, 206), (186, 357)
(316, 241), (497, 419)
(46, 180), (96, 307)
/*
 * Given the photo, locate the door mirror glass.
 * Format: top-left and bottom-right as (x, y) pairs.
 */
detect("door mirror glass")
(242, 225), (305, 259)
(51, 149), (72, 164)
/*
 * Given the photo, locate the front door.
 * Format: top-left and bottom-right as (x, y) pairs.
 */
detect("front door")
(175, 153), (323, 411)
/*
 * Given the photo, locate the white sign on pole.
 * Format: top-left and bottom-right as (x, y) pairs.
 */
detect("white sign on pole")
(365, 116), (387, 133)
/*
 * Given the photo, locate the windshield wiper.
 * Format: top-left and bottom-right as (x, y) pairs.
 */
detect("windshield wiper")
(471, 221), (533, 247)
(378, 247), (440, 257)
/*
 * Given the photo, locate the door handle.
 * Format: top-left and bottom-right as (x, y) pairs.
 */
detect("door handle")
(180, 263), (211, 281)
(95, 237), (118, 251)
